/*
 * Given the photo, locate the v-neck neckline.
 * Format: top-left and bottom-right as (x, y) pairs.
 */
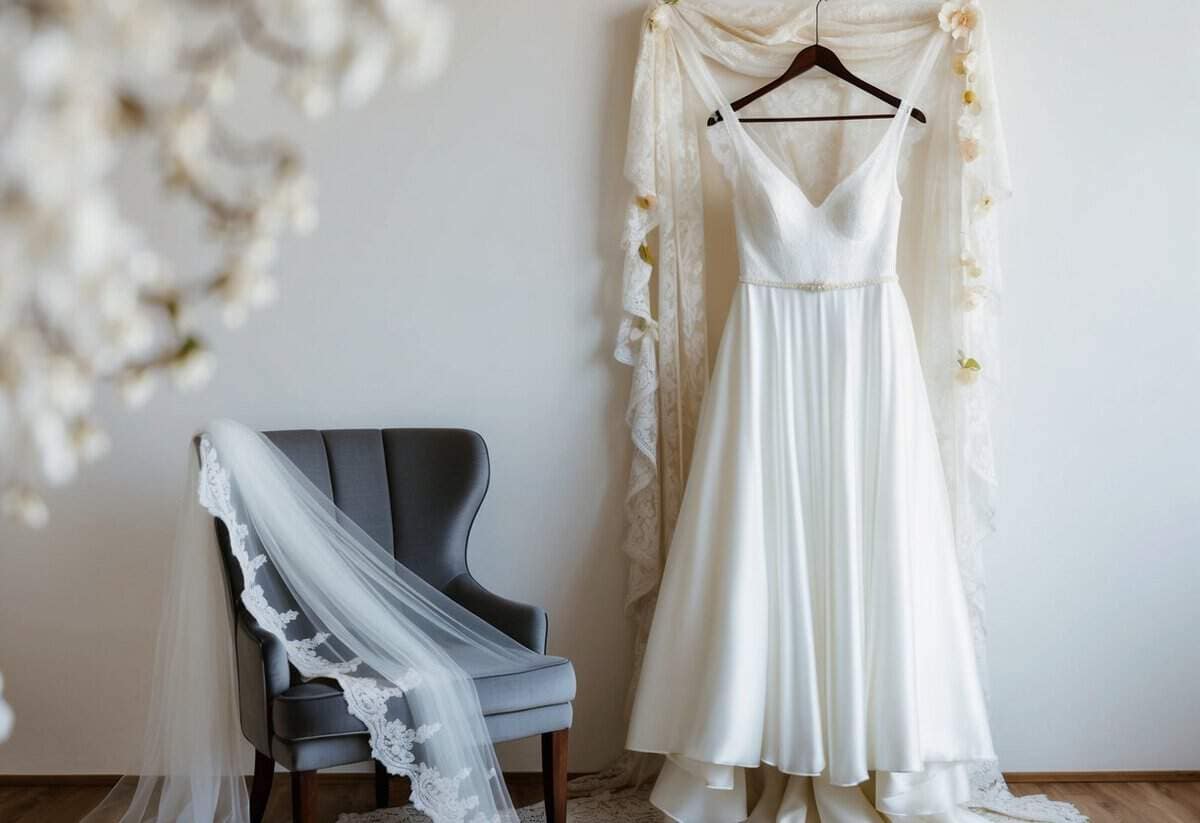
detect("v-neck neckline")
(723, 104), (907, 211)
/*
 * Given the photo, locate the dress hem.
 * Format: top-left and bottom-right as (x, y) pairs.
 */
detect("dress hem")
(626, 745), (998, 789)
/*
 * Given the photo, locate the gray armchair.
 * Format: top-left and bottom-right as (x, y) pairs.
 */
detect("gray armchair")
(207, 428), (575, 823)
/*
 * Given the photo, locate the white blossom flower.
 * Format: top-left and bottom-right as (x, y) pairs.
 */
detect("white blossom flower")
(0, 0), (451, 525)
(388, 2), (452, 89)
(220, 265), (280, 327)
(956, 352), (982, 385)
(44, 357), (92, 417)
(939, 1), (982, 45)
(339, 31), (393, 108)
(118, 369), (157, 408)
(974, 193), (996, 218)
(72, 418), (111, 463)
(285, 69), (335, 119)
(952, 50), (978, 82)
(33, 413), (79, 486)
(170, 342), (217, 390)
(1, 486), (49, 529)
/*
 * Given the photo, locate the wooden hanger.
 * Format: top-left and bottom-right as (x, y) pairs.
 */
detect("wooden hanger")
(707, 0), (927, 127)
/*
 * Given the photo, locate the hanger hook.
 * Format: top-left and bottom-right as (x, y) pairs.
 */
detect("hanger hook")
(814, 0), (828, 45)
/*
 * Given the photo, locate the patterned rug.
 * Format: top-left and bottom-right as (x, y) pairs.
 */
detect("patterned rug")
(336, 787), (663, 823)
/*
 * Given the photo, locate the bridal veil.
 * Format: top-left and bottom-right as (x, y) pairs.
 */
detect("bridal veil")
(84, 419), (539, 823)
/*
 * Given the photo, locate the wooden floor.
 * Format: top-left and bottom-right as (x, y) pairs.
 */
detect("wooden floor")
(1, 777), (1197, 822)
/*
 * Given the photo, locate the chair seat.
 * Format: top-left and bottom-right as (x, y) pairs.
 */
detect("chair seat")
(273, 654), (575, 742)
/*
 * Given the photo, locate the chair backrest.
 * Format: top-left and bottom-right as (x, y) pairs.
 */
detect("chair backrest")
(211, 428), (491, 605)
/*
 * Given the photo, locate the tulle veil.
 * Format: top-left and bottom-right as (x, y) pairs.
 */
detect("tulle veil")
(84, 419), (540, 823)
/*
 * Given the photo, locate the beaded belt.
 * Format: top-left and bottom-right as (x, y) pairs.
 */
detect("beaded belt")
(739, 275), (897, 291)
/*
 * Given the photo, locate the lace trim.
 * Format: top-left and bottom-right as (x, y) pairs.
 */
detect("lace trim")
(739, 275), (897, 291)
(197, 438), (501, 823)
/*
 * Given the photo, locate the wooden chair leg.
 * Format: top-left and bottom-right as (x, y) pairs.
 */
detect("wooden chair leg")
(395, 775), (412, 807)
(375, 761), (390, 809)
(290, 769), (319, 823)
(541, 728), (569, 823)
(249, 751), (275, 823)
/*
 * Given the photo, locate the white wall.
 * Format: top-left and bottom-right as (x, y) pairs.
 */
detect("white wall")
(986, 0), (1200, 770)
(0, 0), (1197, 778)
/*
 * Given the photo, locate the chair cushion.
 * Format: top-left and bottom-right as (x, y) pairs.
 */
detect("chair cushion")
(272, 654), (575, 742)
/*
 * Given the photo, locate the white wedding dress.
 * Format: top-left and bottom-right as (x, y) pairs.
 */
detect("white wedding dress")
(625, 52), (997, 823)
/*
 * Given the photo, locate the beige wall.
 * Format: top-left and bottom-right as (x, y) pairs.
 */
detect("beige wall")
(0, 0), (1197, 777)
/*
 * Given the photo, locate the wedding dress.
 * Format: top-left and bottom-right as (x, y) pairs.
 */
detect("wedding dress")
(625, 37), (998, 823)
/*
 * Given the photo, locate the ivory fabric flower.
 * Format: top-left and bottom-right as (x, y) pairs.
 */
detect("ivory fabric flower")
(973, 193), (996, 219)
(960, 254), (984, 279)
(956, 352), (982, 384)
(649, 5), (673, 31)
(957, 112), (982, 160)
(959, 137), (982, 162)
(963, 285), (988, 311)
(953, 50), (979, 81)
(939, 1), (982, 43)
(962, 88), (982, 114)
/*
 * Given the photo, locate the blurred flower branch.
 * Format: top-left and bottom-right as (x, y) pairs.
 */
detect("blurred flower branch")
(0, 0), (449, 529)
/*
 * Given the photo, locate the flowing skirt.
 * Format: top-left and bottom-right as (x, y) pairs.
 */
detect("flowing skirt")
(626, 281), (996, 822)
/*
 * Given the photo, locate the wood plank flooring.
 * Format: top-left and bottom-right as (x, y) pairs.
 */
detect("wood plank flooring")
(1, 777), (1197, 822)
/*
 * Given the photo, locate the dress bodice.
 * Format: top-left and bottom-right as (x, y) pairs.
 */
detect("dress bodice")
(709, 105), (915, 288)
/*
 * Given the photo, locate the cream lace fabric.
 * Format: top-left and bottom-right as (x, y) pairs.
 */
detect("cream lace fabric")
(612, 2), (1083, 821)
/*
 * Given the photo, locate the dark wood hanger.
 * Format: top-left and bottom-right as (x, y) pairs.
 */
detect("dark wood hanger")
(707, 0), (927, 128)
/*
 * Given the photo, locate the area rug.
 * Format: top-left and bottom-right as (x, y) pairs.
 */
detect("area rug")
(336, 787), (663, 822)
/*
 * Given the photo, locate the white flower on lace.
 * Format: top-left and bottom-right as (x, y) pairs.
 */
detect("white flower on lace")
(939, 1), (982, 45)
(956, 351), (982, 385)
(974, 192), (996, 218)
(957, 111), (983, 162)
(960, 254), (984, 279)
(963, 285), (988, 311)
(952, 50), (979, 82)
(959, 136), (982, 162)
(962, 88), (982, 115)
(648, 4), (674, 31)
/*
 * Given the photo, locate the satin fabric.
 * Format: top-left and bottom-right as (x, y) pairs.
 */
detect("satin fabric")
(625, 27), (995, 823)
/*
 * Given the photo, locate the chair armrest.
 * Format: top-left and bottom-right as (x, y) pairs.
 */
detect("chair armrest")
(444, 573), (549, 653)
(234, 608), (291, 752)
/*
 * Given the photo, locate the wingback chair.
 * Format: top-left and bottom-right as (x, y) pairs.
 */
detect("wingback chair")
(205, 428), (575, 823)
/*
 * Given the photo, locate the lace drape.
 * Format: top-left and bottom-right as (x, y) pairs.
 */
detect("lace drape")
(84, 420), (538, 823)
